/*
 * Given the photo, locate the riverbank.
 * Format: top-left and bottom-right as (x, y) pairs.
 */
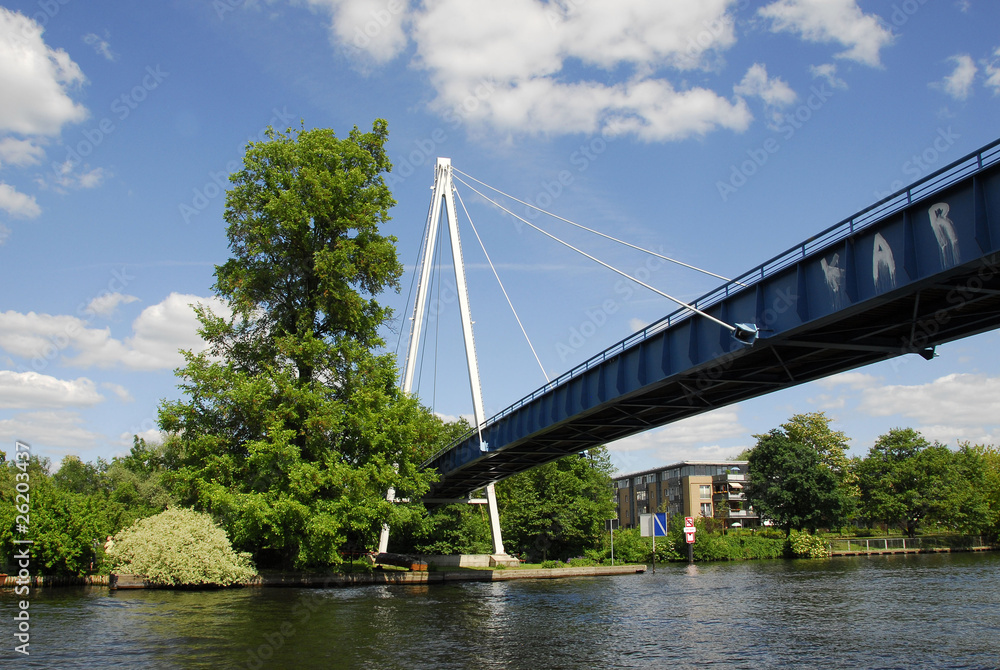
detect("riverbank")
(0, 564), (646, 589)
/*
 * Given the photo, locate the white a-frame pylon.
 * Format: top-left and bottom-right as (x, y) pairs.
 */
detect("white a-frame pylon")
(378, 157), (506, 557)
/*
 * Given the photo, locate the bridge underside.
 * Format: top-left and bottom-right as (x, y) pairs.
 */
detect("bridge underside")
(421, 142), (1000, 502)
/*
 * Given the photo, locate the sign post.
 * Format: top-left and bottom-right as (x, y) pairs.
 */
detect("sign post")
(640, 513), (668, 573)
(683, 516), (696, 563)
(605, 519), (619, 566)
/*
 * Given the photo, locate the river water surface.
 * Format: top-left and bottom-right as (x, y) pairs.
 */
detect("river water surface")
(3, 552), (999, 669)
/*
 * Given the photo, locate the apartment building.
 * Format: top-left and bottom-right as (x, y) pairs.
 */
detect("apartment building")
(613, 460), (758, 528)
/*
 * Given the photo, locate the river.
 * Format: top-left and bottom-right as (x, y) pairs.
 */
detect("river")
(3, 552), (999, 669)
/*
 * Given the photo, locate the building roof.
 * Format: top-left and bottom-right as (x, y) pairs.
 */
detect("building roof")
(613, 460), (748, 482)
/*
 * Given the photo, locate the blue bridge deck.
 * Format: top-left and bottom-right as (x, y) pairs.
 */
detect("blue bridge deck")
(421, 138), (1000, 501)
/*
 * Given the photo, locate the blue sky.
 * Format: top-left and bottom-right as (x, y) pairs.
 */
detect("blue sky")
(1, 0), (998, 475)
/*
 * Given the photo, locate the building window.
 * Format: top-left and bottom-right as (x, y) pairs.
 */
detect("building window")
(699, 485), (712, 499)
(644, 474), (657, 484)
(700, 503), (712, 517)
(636, 490), (647, 501)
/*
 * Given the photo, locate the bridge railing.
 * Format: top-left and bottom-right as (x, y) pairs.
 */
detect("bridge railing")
(424, 137), (1000, 467)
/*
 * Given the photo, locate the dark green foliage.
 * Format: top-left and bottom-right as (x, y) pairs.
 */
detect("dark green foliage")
(0, 444), (175, 576)
(496, 448), (616, 562)
(746, 429), (849, 534)
(391, 501), (492, 555)
(857, 429), (995, 536)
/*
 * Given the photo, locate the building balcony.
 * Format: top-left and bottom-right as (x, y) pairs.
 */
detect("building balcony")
(712, 472), (746, 483)
(713, 492), (744, 502)
(716, 508), (758, 519)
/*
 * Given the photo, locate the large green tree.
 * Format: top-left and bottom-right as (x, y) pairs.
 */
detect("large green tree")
(858, 429), (993, 536)
(745, 429), (849, 534)
(158, 121), (441, 569)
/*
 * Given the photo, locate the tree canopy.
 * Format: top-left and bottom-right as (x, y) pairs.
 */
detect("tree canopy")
(157, 121), (443, 569)
(745, 427), (849, 534)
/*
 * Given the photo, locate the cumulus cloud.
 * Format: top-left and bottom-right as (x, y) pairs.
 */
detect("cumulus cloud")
(758, 0), (894, 67)
(0, 293), (232, 371)
(734, 63), (797, 107)
(0, 137), (45, 168)
(307, 0), (409, 64)
(0, 410), (102, 451)
(304, 0), (898, 141)
(0, 370), (103, 409)
(101, 382), (134, 403)
(0, 182), (40, 218)
(860, 373), (1000, 428)
(934, 54), (977, 100)
(86, 292), (140, 317)
(0, 8), (87, 136)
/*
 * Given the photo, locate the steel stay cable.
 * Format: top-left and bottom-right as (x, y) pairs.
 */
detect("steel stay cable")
(452, 166), (743, 286)
(452, 174), (737, 333)
(454, 186), (550, 383)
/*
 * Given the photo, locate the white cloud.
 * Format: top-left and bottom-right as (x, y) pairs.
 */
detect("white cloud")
(984, 47), (1000, 96)
(0, 137), (45, 167)
(410, 0), (752, 141)
(50, 160), (106, 191)
(0, 370), (103, 409)
(608, 408), (747, 473)
(83, 32), (115, 61)
(86, 292), (140, 317)
(935, 54), (977, 100)
(0, 293), (232, 371)
(0, 8), (87, 136)
(101, 382), (133, 403)
(810, 63), (847, 90)
(861, 373), (1000, 426)
(0, 410), (102, 451)
(758, 0), (894, 67)
(308, 0), (409, 64)
(734, 63), (797, 107)
(118, 427), (163, 448)
(0, 182), (40, 218)
(816, 371), (880, 390)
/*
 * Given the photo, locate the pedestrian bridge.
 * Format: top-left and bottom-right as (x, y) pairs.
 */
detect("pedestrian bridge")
(420, 138), (1000, 501)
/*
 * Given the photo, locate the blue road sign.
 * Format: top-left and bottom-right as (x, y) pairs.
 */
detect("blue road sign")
(653, 512), (668, 537)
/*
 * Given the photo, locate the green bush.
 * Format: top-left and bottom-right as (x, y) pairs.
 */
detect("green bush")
(787, 530), (831, 558)
(567, 557), (598, 567)
(540, 559), (562, 569)
(106, 507), (257, 586)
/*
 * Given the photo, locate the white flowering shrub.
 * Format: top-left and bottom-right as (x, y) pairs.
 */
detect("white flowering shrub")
(107, 507), (257, 586)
